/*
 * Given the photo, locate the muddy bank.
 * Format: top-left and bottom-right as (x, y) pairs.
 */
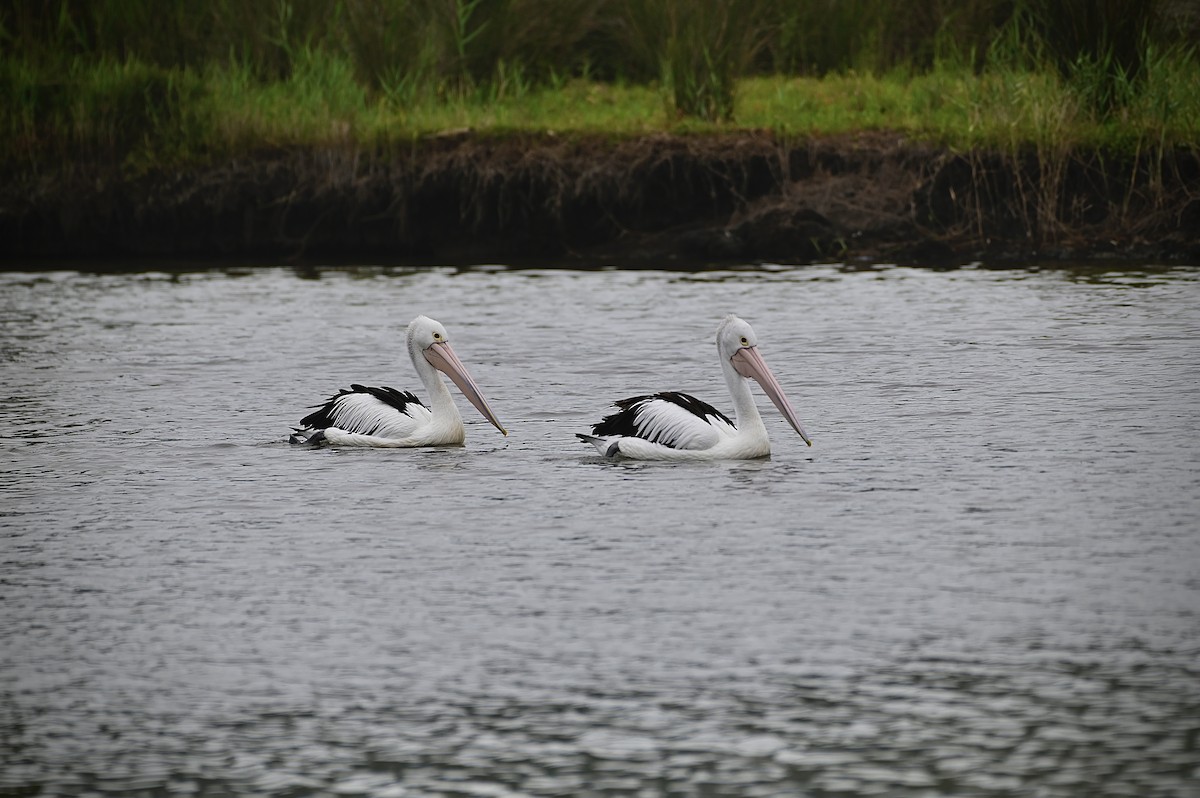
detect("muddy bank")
(2, 132), (1198, 266)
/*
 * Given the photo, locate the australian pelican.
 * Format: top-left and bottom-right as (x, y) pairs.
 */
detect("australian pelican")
(290, 315), (507, 447)
(577, 315), (812, 460)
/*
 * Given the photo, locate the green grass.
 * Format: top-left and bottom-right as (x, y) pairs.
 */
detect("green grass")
(3, 45), (1197, 175)
(4, 0), (1192, 254)
(4, 0), (1197, 175)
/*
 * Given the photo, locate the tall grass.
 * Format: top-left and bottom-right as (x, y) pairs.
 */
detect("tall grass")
(1, 0), (1197, 170)
(0, 55), (207, 172)
(205, 49), (368, 150)
(620, 0), (766, 121)
(761, 0), (1012, 75)
(1028, 0), (1156, 115)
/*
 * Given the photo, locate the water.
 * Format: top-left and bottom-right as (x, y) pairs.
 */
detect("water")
(2, 262), (1198, 798)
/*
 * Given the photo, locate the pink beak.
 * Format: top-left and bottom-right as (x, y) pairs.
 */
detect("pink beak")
(731, 346), (812, 446)
(423, 341), (508, 436)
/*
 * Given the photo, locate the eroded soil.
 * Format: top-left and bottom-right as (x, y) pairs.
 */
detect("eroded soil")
(3, 132), (1198, 266)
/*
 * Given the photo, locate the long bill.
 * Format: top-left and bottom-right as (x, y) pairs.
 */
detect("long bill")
(423, 341), (508, 436)
(730, 346), (812, 446)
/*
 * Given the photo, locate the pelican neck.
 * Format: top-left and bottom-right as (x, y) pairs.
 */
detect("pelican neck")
(721, 353), (764, 432)
(411, 342), (460, 418)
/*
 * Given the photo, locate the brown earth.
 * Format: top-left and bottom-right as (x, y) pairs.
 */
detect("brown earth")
(2, 131), (1198, 266)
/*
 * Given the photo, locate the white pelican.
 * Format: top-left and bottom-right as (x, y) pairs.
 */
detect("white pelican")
(289, 315), (507, 447)
(576, 315), (812, 460)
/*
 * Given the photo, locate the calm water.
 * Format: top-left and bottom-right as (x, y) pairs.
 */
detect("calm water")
(2, 262), (1198, 798)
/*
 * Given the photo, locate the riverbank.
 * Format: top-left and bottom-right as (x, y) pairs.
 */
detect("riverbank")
(3, 130), (1197, 267)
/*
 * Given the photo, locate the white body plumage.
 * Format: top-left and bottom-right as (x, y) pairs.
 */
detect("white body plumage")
(290, 316), (506, 448)
(578, 315), (811, 461)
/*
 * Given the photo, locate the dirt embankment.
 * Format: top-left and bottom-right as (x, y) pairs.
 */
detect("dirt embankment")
(3, 132), (1198, 266)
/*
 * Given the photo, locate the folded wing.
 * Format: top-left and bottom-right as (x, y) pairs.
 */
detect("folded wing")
(591, 391), (733, 450)
(297, 384), (431, 439)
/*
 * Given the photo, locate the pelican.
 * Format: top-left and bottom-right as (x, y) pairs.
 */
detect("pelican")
(289, 315), (507, 447)
(576, 315), (812, 460)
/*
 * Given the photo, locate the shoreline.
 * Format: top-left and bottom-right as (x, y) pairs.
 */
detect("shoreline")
(3, 131), (1198, 267)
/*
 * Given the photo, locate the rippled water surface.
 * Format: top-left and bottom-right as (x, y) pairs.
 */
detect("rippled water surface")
(2, 262), (1199, 798)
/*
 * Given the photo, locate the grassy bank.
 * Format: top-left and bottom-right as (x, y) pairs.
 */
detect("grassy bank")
(3, 52), (1198, 174)
(3, 0), (1199, 174)
(3, 1), (1198, 264)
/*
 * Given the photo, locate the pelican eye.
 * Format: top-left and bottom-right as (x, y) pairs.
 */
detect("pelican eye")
(433, 332), (443, 341)
(740, 336), (749, 346)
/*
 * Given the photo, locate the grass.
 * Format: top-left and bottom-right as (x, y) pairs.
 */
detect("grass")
(0, 36), (1195, 176)
(3, 1), (1193, 255)
(2, 15), (1197, 175)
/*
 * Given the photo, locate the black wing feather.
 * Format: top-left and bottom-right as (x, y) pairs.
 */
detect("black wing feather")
(591, 391), (733, 441)
(298, 384), (422, 431)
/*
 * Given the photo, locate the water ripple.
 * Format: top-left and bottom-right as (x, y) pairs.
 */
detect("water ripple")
(1, 264), (1198, 797)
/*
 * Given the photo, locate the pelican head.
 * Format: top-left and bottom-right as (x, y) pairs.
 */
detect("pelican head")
(717, 315), (812, 445)
(407, 315), (507, 436)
